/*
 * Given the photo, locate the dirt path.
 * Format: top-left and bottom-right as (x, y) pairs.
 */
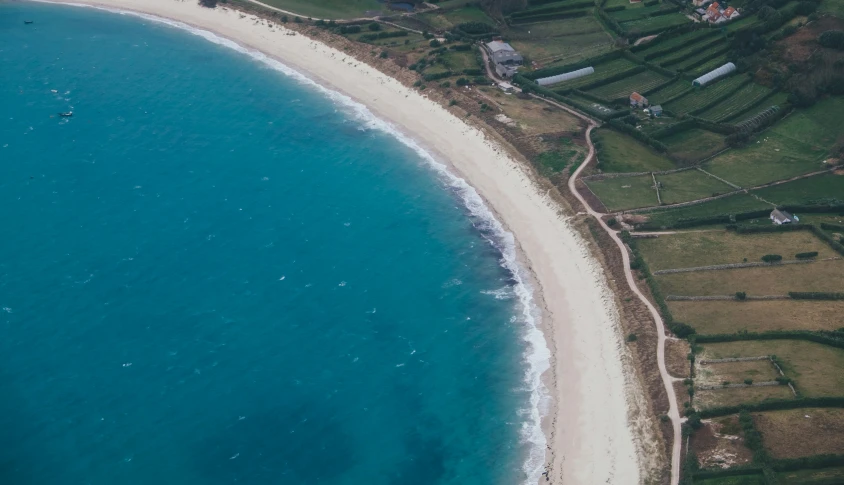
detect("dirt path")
(568, 125), (683, 485)
(478, 45), (683, 484)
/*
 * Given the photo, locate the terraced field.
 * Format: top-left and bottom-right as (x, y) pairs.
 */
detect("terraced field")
(647, 79), (693, 104)
(659, 37), (727, 68)
(672, 45), (731, 72)
(689, 54), (731, 77)
(639, 30), (716, 61)
(621, 13), (690, 34)
(697, 83), (773, 122)
(725, 92), (789, 123)
(586, 69), (672, 100)
(664, 75), (747, 114)
(610, 4), (679, 22)
(548, 57), (641, 90)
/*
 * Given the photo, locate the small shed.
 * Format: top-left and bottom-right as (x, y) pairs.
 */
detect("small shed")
(486, 40), (515, 54)
(630, 92), (648, 108)
(770, 209), (797, 225)
(650, 105), (663, 117)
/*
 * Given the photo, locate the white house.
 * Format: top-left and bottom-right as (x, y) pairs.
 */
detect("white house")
(770, 209), (798, 225)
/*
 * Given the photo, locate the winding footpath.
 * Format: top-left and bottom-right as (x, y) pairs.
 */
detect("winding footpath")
(478, 44), (682, 484)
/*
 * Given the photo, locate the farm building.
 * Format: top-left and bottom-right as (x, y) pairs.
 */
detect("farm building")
(486, 40), (523, 79)
(535, 67), (595, 87)
(694, 7), (708, 19)
(630, 92), (649, 108)
(770, 209), (798, 225)
(649, 105), (663, 117)
(703, 2), (740, 22)
(693, 62), (736, 87)
(692, 0), (710, 6)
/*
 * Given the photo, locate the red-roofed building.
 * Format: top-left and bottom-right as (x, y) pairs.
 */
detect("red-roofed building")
(629, 92), (648, 108)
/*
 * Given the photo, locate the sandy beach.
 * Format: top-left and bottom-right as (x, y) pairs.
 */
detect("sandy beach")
(30, 0), (649, 482)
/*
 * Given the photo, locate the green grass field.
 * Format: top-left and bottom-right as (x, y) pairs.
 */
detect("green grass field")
(637, 29), (716, 60)
(753, 173), (844, 206)
(585, 175), (658, 211)
(655, 169), (736, 204)
(586, 69), (671, 100)
(661, 128), (727, 162)
(726, 92), (790, 122)
(647, 79), (692, 105)
(639, 193), (771, 228)
(511, 31), (614, 65)
(593, 128), (675, 173)
(258, 0), (383, 19)
(689, 54), (731, 77)
(417, 6), (494, 30)
(820, 0), (844, 16)
(704, 97), (844, 187)
(610, 4), (679, 22)
(440, 50), (481, 72)
(659, 37), (727, 68)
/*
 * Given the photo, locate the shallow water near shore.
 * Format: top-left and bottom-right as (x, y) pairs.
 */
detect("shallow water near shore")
(0, 3), (542, 484)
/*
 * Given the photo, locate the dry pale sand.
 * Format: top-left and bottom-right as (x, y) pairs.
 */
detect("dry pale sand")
(33, 1), (647, 482)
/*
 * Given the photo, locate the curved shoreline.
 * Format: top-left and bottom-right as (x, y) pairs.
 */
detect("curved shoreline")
(24, 1), (644, 482)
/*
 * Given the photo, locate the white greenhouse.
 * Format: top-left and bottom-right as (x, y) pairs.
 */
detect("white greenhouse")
(536, 67), (595, 87)
(692, 62), (736, 87)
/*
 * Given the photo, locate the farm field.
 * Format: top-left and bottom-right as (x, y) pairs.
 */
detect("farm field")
(664, 75), (748, 114)
(647, 79), (693, 104)
(637, 29), (716, 60)
(592, 128), (675, 173)
(548, 57), (641, 90)
(755, 408), (844, 458)
(655, 169), (735, 204)
(638, 193), (771, 228)
(694, 385), (794, 410)
(586, 69), (671, 100)
(671, 43), (730, 72)
(699, 340), (844, 397)
(416, 5), (493, 29)
(659, 37), (727, 68)
(508, 16), (608, 38)
(635, 229), (836, 271)
(697, 83), (773, 122)
(668, 299), (844, 333)
(661, 128), (727, 162)
(689, 54), (731, 77)
(620, 13), (690, 34)
(694, 475), (766, 485)
(585, 174), (657, 211)
(259, 0), (382, 18)
(655, 259), (844, 296)
(695, 359), (780, 387)
(753, 173), (844, 207)
(511, 32), (614, 66)
(609, 4), (679, 22)
(704, 98), (844, 187)
(725, 92), (790, 122)
(778, 466), (844, 484)
(820, 0), (844, 16)
(440, 50), (481, 72)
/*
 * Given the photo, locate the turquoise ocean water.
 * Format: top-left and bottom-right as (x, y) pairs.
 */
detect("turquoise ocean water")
(0, 3), (549, 484)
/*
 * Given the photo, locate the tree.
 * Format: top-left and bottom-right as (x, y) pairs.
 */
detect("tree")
(281, 15), (288, 23)
(368, 22), (381, 32)
(429, 39), (441, 48)
(819, 30), (844, 50)
(198, 0), (217, 6)
(736, 291), (747, 300)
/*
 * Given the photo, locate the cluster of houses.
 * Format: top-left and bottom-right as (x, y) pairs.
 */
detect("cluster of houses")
(629, 92), (663, 117)
(485, 40), (523, 79)
(692, 0), (740, 23)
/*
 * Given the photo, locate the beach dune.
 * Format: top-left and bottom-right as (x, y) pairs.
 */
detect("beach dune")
(34, 0), (648, 482)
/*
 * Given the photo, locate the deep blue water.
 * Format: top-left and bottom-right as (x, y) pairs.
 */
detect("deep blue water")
(0, 3), (542, 484)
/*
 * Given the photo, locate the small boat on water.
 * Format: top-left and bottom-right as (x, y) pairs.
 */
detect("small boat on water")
(24, 20), (34, 24)
(59, 111), (73, 117)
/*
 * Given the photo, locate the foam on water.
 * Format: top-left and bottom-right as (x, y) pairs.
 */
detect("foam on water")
(35, 3), (553, 481)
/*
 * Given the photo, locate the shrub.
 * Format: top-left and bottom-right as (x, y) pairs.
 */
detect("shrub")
(672, 322), (696, 338)
(473, 76), (488, 85)
(413, 80), (422, 87)
(736, 291), (747, 300)
(294, 17), (302, 23)
(723, 381), (731, 385)
(368, 22), (381, 32)
(795, 251), (818, 259)
(340, 25), (361, 34)
(819, 30), (844, 50)
(744, 379), (754, 385)
(456, 77), (469, 86)
(429, 39), (441, 48)
(660, 414), (669, 422)
(607, 217), (617, 227)
(281, 15), (288, 23)
(198, 0), (218, 7)
(440, 81), (451, 88)
(627, 333), (638, 342)
(688, 413), (702, 429)
(448, 99), (458, 106)
(761, 254), (783, 263)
